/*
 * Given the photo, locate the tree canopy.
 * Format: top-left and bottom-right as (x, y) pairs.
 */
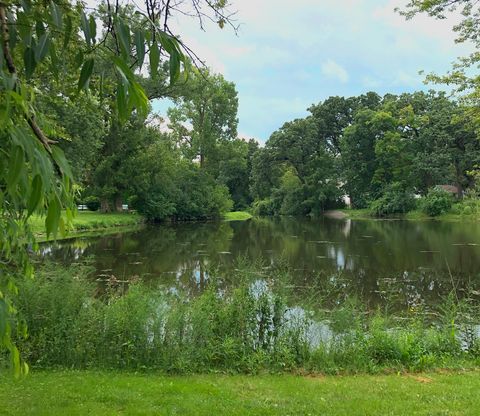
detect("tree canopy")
(0, 0), (237, 376)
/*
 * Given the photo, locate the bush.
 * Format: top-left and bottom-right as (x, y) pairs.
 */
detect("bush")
(132, 165), (233, 222)
(84, 196), (100, 211)
(369, 184), (416, 217)
(420, 187), (454, 217)
(252, 198), (276, 216)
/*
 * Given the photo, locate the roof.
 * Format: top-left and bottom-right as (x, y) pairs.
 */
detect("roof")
(436, 185), (459, 194)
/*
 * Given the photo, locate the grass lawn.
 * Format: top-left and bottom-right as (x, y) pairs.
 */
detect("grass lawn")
(223, 211), (253, 221)
(1, 370), (479, 415)
(338, 208), (373, 220)
(340, 208), (480, 222)
(30, 211), (143, 239)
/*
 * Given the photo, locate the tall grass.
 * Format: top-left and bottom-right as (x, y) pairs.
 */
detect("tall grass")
(5, 261), (480, 374)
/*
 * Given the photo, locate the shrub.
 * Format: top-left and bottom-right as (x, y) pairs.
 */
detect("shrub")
(420, 187), (454, 217)
(252, 198), (276, 216)
(9, 262), (479, 374)
(85, 196), (100, 211)
(369, 184), (416, 217)
(132, 166), (233, 222)
(456, 197), (480, 216)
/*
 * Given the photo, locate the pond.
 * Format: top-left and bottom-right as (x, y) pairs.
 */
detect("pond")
(41, 216), (480, 309)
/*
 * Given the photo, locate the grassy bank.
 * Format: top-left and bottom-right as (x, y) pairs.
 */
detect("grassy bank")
(223, 211), (252, 221)
(8, 262), (480, 374)
(1, 369), (480, 415)
(341, 207), (480, 221)
(339, 208), (373, 219)
(29, 211), (143, 239)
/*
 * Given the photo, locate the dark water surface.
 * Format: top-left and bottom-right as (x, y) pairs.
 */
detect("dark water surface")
(42, 217), (480, 307)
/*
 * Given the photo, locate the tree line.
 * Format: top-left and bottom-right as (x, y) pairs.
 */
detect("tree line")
(62, 74), (480, 219)
(251, 91), (480, 216)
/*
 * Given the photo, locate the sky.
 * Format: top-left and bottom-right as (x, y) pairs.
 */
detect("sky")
(152, 0), (472, 143)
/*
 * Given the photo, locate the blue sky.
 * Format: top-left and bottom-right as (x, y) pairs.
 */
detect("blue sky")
(152, 0), (472, 143)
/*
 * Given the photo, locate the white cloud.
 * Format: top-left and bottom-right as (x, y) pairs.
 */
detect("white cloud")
(373, 0), (470, 50)
(321, 59), (349, 83)
(148, 0), (474, 139)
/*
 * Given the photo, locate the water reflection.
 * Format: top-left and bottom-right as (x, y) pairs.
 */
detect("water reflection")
(41, 217), (480, 307)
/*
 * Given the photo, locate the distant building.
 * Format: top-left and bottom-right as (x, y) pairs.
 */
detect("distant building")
(436, 185), (462, 198)
(342, 194), (351, 207)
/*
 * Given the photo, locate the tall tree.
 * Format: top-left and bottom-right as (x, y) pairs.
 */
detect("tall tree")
(251, 117), (341, 215)
(168, 68), (238, 169)
(399, 0), (480, 118)
(0, 0), (236, 375)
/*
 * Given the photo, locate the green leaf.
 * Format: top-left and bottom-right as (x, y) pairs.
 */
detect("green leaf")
(158, 31), (175, 55)
(78, 58), (94, 91)
(7, 146), (24, 190)
(35, 32), (50, 62)
(0, 300), (7, 340)
(50, 1), (63, 28)
(116, 81), (128, 122)
(135, 30), (145, 69)
(99, 71), (104, 101)
(23, 47), (36, 79)
(169, 52), (180, 85)
(7, 11), (17, 50)
(17, 12), (32, 47)
(51, 146), (73, 178)
(113, 57), (148, 119)
(63, 15), (72, 49)
(89, 15), (96, 44)
(113, 56), (135, 81)
(129, 81), (148, 118)
(74, 50), (84, 70)
(149, 41), (159, 78)
(80, 11), (91, 47)
(116, 19), (131, 58)
(45, 195), (61, 238)
(27, 175), (43, 216)
(49, 42), (59, 78)
(35, 21), (45, 38)
(12, 345), (20, 379)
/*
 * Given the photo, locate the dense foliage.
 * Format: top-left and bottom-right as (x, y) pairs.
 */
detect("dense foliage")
(369, 183), (416, 217)
(251, 91), (480, 216)
(3, 0), (480, 378)
(420, 187), (454, 217)
(0, 0), (236, 374)
(10, 262), (480, 373)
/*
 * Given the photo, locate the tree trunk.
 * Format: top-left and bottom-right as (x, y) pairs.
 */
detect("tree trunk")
(114, 195), (123, 212)
(100, 198), (111, 213)
(456, 182), (463, 199)
(455, 165), (464, 199)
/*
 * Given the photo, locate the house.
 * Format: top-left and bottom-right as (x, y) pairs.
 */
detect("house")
(436, 185), (462, 198)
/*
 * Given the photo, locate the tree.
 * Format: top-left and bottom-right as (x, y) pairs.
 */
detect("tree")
(308, 92), (381, 155)
(0, 0), (236, 375)
(340, 109), (381, 207)
(168, 68), (238, 169)
(215, 138), (257, 210)
(399, 1), (480, 115)
(251, 117), (342, 215)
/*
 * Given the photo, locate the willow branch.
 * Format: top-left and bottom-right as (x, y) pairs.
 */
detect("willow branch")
(0, 4), (55, 154)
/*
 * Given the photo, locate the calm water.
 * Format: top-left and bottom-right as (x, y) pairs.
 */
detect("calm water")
(42, 217), (480, 308)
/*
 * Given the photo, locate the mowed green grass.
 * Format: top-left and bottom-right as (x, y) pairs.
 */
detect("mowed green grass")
(29, 211), (143, 238)
(1, 370), (480, 415)
(223, 211), (252, 221)
(340, 208), (480, 222)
